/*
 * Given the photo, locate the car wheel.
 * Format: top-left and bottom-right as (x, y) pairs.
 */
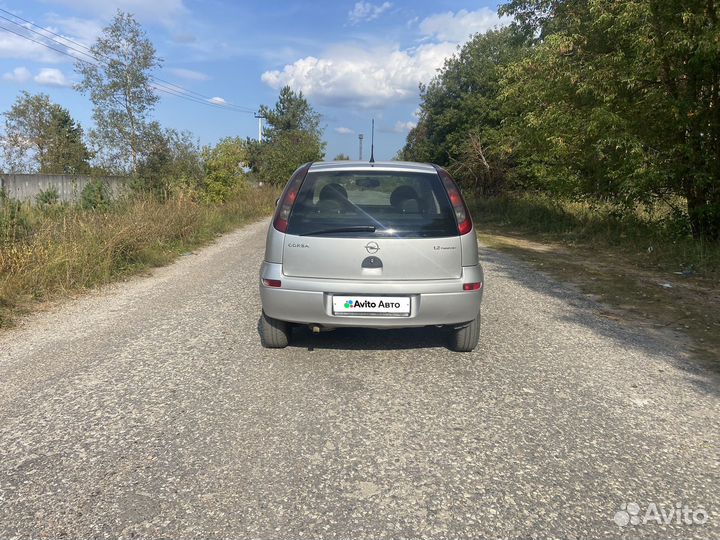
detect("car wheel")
(260, 311), (290, 348)
(448, 312), (480, 352)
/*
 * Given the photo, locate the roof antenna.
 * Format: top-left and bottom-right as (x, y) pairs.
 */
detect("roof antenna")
(369, 118), (375, 164)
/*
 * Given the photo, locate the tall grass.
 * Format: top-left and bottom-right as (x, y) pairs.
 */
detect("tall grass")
(0, 185), (280, 327)
(469, 193), (720, 278)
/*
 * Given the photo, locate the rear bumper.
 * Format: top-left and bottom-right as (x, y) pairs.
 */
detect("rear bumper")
(259, 262), (483, 329)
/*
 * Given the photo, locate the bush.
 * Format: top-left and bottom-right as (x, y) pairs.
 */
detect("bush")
(80, 179), (111, 210)
(35, 185), (60, 206)
(0, 195), (31, 245)
(201, 137), (247, 202)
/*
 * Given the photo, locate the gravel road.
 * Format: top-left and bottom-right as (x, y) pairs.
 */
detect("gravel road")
(1, 219), (718, 539)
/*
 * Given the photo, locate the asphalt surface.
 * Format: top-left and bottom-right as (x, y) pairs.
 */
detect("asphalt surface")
(0, 219), (718, 539)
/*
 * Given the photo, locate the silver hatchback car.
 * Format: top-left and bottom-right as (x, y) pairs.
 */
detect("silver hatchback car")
(259, 161), (484, 351)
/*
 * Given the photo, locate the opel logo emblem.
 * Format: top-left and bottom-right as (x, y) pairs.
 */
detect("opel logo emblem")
(365, 241), (380, 254)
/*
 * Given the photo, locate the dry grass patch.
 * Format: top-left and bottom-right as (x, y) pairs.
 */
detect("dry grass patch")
(0, 185), (280, 328)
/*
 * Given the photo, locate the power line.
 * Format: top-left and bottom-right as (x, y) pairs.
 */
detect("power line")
(0, 14), (104, 66)
(0, 9), (256, 114)
(0, 23), (78, 66)
(0, 22), (242, 114)
(0, 22), (251, 114)
(0, 7), (256, 112)
(0, 8), (254, 114)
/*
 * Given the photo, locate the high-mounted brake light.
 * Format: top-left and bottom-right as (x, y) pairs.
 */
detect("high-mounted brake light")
(273, 163), (312, 233)
(436, 167), (472, 235)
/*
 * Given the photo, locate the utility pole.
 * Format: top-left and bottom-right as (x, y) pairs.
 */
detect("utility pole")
(358, 133), (364, 160)
(254, 112), (266, 141)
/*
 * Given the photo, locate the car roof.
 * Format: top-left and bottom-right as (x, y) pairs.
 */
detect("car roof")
(308, 161), (437, 174)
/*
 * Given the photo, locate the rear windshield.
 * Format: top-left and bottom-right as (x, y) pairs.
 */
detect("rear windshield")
(286, 170), (458, 238)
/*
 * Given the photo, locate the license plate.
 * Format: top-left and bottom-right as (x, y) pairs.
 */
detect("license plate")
(332, 295), (411, 316)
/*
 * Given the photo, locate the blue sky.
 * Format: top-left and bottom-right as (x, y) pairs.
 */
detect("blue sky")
(0, 1), (508, 161)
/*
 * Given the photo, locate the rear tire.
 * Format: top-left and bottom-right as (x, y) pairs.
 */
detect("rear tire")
(448, 312), (480, 352)
(260, 311), (290, 348)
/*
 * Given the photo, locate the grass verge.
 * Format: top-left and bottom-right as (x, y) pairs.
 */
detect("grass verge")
(469, 194), (720, 371)
(0, 185), (280, 328)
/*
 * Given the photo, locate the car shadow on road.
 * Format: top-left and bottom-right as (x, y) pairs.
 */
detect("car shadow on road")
(256, 315), (453, 351)
(479, 246), (720, 397)
(290, 325), (451, 351)
(255, 319), (449, 351)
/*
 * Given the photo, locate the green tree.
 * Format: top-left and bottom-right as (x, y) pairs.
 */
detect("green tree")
(2, 91), (91, 173)
(75, 11), (161, 173)
(44, 107), (93, 174)
(255, 130), (324, 183)
(252, 86), (325, 183)
(136, 124), (203, 199)
(500, 0), (720, 239)
(259, 86), (322, 141)
(399, 27), (530, 194)
(333, 153), (350, 160)
(401, 1), (720, 239)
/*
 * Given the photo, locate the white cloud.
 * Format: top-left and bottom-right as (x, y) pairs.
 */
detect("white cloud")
(0, 27), (67, 63)
(169, 68), (209, 81)
(348, 2), (392, 24)
(2, 66), (72, 87)
(419, 8), (511, 42)
(261, 7), (511, 110)
(34, 67), (72, 87)
(261, 41), (457, 108)
(208, 96), (226, 105)
(2, 66), (32, 83)
(335, 127), (354, 135)
(45, 16), (103, 47)
(393, 120), (417, 133)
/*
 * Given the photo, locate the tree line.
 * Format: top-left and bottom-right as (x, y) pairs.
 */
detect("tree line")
(399, 1), (719, 241)
(1, 11), (325, 202)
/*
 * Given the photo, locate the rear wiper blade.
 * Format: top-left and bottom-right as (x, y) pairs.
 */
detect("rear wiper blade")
(301, 225), (376, 236)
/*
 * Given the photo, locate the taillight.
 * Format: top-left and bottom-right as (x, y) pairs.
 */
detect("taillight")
(273, 163), (311, 232)
(436, 167), (472, 235)
(463, 282), (482, 291)
(262, 278), (281, 288)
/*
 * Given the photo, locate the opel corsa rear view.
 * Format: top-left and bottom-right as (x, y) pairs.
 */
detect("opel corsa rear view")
(259, 161), (484, 351)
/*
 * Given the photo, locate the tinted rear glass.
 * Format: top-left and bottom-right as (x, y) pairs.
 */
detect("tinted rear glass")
(286, 170), (458, 238)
